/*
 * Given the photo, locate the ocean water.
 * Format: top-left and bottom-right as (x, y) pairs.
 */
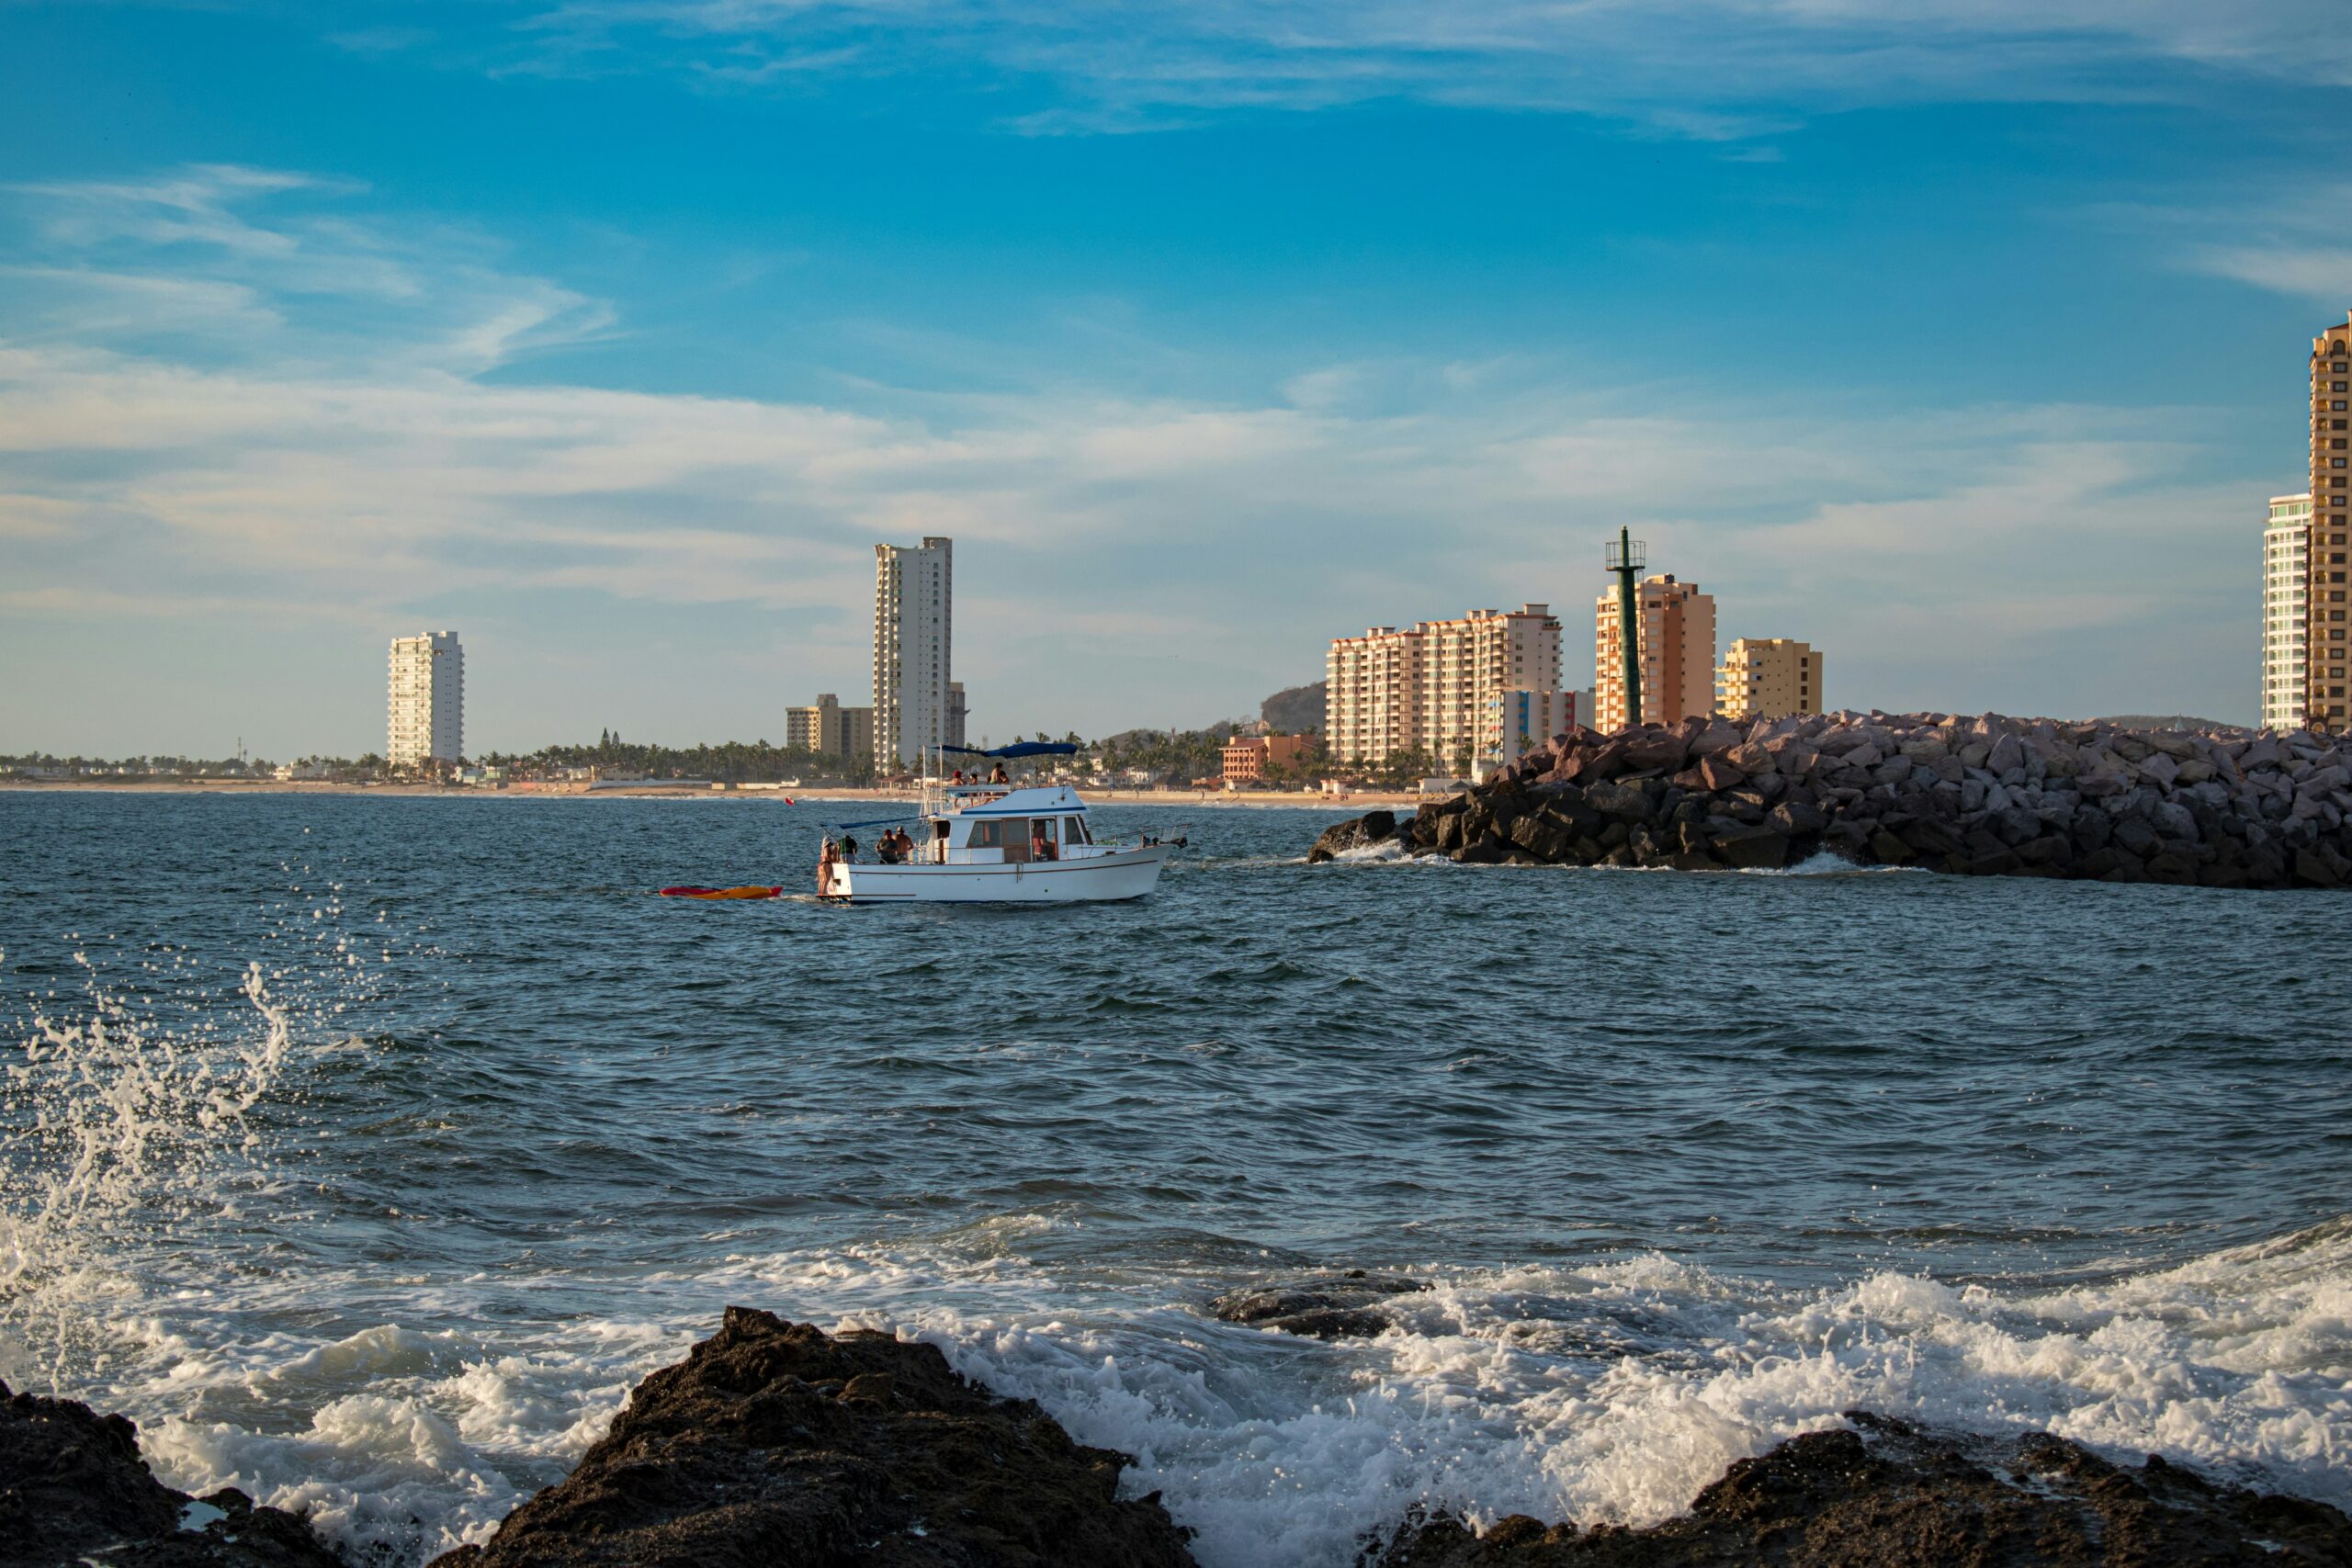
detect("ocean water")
(3, 791), (2349, 1565)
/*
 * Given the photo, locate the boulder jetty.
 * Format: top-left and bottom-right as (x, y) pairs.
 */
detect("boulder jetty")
(1309, 712), (2352, 888)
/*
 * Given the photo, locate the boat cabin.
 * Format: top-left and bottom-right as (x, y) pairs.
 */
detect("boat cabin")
(914, 784), (1109, 865)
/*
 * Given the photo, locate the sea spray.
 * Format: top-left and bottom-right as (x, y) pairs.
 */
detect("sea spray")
(0, 946), (297, 1388)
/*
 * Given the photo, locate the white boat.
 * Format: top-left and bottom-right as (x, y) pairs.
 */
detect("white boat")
(818, 748), (1177, 904)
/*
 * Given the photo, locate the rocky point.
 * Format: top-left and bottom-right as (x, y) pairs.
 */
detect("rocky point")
(1309, 711), (2352, 888)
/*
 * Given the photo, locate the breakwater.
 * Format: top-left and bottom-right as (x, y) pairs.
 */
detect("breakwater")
(1310, 711), (2352, 887)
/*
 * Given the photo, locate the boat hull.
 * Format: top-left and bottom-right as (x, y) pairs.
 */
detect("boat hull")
(824, 842), (1173, 904)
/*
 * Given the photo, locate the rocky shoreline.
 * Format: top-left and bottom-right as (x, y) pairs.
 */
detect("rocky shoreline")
(12, 1299), (2352, 1568)
(1309, 711), (2352, 888)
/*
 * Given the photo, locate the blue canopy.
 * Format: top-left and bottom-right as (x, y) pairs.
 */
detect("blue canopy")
(941, 741), (1079, 759)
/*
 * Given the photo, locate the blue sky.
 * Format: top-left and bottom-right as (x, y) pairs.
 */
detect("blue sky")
(1, 0), (2346, 755)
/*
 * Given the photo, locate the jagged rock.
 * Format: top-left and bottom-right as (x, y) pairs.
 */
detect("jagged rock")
(1306, 714), (2352, 890)
(429, 1308), (1193, 1568)
(1370, 1412), (2352, 1567)
(1210, 1271), (1431, 1339)
(1306, 809), (1397, 863)
(0, 1382), (340, 1568)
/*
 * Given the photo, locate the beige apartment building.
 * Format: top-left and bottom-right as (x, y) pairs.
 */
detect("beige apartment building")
(1593, 575), (1715, 732)
(786, 694), (875, 756)
(387, 631), (463, 768)
(2265, 495), (2311, 731)
(1326, 604), (1563, 767)
(2309, 315), (2352, 730)
(1716, 637), (1824, 724)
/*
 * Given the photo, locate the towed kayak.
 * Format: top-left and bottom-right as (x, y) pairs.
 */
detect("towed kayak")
(660, 886), (784, 900)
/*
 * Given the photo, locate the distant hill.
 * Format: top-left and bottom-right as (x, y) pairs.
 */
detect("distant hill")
(2096, 714), (2235, 732)
(1262, 682), (1326, 734)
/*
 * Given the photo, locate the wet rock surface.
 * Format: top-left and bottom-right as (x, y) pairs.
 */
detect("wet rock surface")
(426, 1305), (1194, 1568)
(0, 1381), (339, 1568)
(1209, 1270), (1431, 1339)
(1371, 1413), (2352, 1567)
(1315, 712), (2352, 888)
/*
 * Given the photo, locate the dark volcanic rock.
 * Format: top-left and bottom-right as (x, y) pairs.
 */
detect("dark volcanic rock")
(1307, 808), (1398, 863)
(1210, 1271), (1431, 1340)
(1371, 1413), (2352, 1567)
(0, 1381), (339, 1568)
(1306, 713), (2352, 890)
(430, 1307), (1193, 1568)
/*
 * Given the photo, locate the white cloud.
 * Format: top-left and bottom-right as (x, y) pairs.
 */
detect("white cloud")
(506, 0), (2352, 135)
(0, 164), (2274, 750)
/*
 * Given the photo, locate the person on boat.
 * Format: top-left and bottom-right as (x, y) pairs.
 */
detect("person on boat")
(1031, 822), (1057, 862)
(818, 836), (838, 893)
(989, 761), (1009, 784)
(839, 834), (858, 862)
(950, 768), (967, 784)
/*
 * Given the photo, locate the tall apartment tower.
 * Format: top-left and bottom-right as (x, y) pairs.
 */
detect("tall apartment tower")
(1717, 637), (1824, 723)
(2265, 496), (2312, 730)
(1325, 604), (1562, 767)
(872, 536), (952, 766)
(387, 631), (464, 767)
(2310, 315), (2352, 729)
(1593, 575), (1715, 732)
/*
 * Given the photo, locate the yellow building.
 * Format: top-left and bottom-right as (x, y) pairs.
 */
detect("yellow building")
(786, 694), (875, 756)
(1326, 604), (1563, 767)
(1715, 637), (1824, 723)
(1593, 575), (1715, 732)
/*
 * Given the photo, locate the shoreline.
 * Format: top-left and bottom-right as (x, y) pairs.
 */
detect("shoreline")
(0, 780), (1421, 808)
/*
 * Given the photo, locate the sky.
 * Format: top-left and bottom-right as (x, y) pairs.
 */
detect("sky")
(1, 0), (2347, 756)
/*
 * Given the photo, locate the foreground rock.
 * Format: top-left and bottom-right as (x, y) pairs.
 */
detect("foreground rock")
(1309, 712), (2352, 888)
(0, 1382), (339, 1568)
(1374, 1413), (2352, 1566)
(429, 1306), (1193, 1568)
(1210, 1270), (1430, 1339)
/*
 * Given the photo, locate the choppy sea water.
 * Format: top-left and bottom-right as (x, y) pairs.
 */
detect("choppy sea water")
(3, 791), (2349, 1565)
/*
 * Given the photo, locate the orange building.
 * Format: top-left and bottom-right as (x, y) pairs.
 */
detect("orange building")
(1593, 574), (1716, 731)
(2308, 313), (2352, 729)
(1222, 733), (1309, 786)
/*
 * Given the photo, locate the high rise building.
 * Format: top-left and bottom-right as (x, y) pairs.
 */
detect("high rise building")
(945, 681), (968, 749)
(2309, 315), (2352, 729)
(1325, 604), (1562, 767)
(1593, 575), (1715, 732)
(872, 536), (953, 766)
(1716, 637), (1825, 724)
(786, 694), (875, 756)
(387, 631), (464, 768)
(2265, 495), (2312, 731)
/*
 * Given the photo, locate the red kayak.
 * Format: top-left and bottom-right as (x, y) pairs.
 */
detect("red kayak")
(660, 886), (784, 899)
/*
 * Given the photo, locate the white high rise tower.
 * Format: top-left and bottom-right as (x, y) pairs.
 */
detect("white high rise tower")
(388, 631), (465, 767)
(872, 537), (952, 766)
(2265, 494), (2311, 730)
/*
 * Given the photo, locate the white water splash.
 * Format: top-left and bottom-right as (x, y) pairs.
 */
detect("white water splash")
(0, 949), (294, 1389)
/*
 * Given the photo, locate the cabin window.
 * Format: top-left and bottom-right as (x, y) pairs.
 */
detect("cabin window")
(969, 818), (1031, 852)
(1064, 816), (1091, 845)
(1030, 817), (1060, 861)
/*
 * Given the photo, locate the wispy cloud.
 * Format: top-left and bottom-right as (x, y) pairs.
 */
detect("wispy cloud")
(499, 0), (2352, 136)
(0, 164), (2271, 747)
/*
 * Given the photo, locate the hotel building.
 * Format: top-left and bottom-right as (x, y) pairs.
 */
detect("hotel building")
(1593, 575), (1716, 732)
(2265, 495), (2311, 731)
(1716, 637), (1824, 724)
(786, 694), (876, 757)
(1221, 732), (1310, 786)
(1326, 605), (1564, 767)
(2309, 315), (2352, 730)
(387, 631), (464, 768)
(872, 536), (953, 766)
